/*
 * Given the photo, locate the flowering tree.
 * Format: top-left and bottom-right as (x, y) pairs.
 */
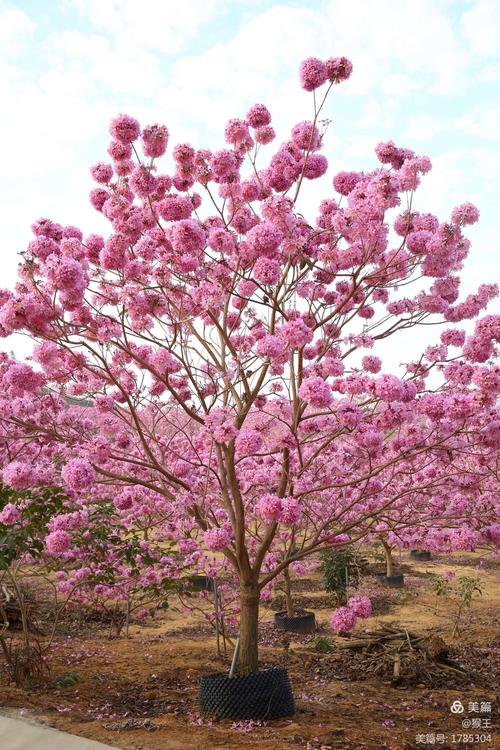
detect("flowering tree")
(0, 55), (498, 674)
(365, 441), (499, 577)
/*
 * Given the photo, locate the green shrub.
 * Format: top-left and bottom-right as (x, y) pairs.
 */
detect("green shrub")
(51, 671), (80, 689)
(320, 546), (357, 602)
(313, 636), (333, 653)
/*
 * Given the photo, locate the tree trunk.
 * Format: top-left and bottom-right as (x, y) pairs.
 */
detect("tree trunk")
(238, 581), (260, 674)
(381, 540), (394, 577)
(283, 566), (294, 617)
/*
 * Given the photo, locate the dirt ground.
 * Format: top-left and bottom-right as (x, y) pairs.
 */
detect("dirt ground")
(0, 551), (498, 750)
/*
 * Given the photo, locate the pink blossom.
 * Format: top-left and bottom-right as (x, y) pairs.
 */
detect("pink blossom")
(441, 329), (466, 347)
(257, 494), (283, 523)
(158, 194), (193, 221)
(204, 526), (232, 552)
(170, 220), (206, 256)
(325, 533), (350, 545)
(451, 203), (480, 226)
(45, 530), (72, 555)
(4, 363), (43, 393)
(152, 349), (181, 376)
(348, 596), (372, 618)
(291, 121), (319, 150)
(46, 257), (86, 294)
(90, 163), (113, 184)
(100, 233), (128, 270)
(482, 523), (500, 546)
(337, 402), (363, 429)
(246, 104), (271, 128)
(28, 236), (59, 261)
(0, 503), (21, 525)
(362, 355), (382, 374)
(302, 154), (328, 179)
(141, 124), (169, 157)
(210, 150), (239, 181)
(204, 408), (238, 444)
(89, 188), (109, 211)
(280, 498), (301, 525)
(224, 118), (250, 145)
(255, 126), (275, 145)
(280, 318), (313, 349)
(107, 141), (132, 160)
(247, 222), (283, 258)
(31, 218), (63, 240)
(129, 165), (158, 197)
(48, 510), (88, 532)
(235, 429), (263, 455)
(61, 459), (96, 492)
(325, 56), (353, 83)
(374, 374), (405, 402)
(356, 425), (384, 451)
(255, 334), (288, 364)
(299, 57), (328, 91)
(299, 377), (332, 408)
(173, 143), (195, 165)
(208, 228), (237, 254)
(238, 279), (257, 297)
(253, 257), (281, 285)
(482, 421), (500, 448)
(3, 461), (35, 490)
(109, 114), (140, 144)
(333, 170), (362, 195)
(323, 357), (344, 376)
(331, 606), (357, 633)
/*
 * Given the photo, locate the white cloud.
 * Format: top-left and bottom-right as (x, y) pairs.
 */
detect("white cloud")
(324, 0), (471, 95)
(403, 115), (448, 142)
(44, 30), (163, 97)
(69, 0), (228, 54)
(0, 4), (36, 56)
(404, 100), (500, 143)
(477, 61), (500, 82)
(461, 0), (500, 56)
(457, 100), (500, 141)
(358, 99), (394, 130)
(146, 5), (335, 148)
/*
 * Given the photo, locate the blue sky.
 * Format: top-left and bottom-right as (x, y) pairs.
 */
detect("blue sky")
(1, 0), (499, 360)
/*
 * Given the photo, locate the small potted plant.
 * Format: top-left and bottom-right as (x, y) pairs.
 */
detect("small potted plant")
(274, 555), (316, 635)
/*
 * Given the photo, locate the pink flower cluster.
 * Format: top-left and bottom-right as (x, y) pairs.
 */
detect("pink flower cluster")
(299, 377), (332, 408)
(253, 257), (281, 285)
(61, 459), (96, 492)
(330, 606), (357, 633)
(204, 408), (238, 444)
(257, 494), (301, 525)
(235, 429), (263, 456)
(299, 56), (353, 91)
(45, 529), (72, 555)
(348, 596), (372, 618)
(0, 502), (21, 525)
(331, 596), (372, 633)
(3, 461), (35, 491)
(204, 526), (232, 552)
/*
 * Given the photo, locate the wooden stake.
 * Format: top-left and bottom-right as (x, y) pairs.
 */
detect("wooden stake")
(229, 636), (240, 678)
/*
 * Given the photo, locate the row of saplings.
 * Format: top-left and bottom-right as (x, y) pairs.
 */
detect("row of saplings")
(198, 544), (431, 721)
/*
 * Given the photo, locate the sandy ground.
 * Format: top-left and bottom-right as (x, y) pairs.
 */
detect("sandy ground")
(0, 551), (498, 750)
